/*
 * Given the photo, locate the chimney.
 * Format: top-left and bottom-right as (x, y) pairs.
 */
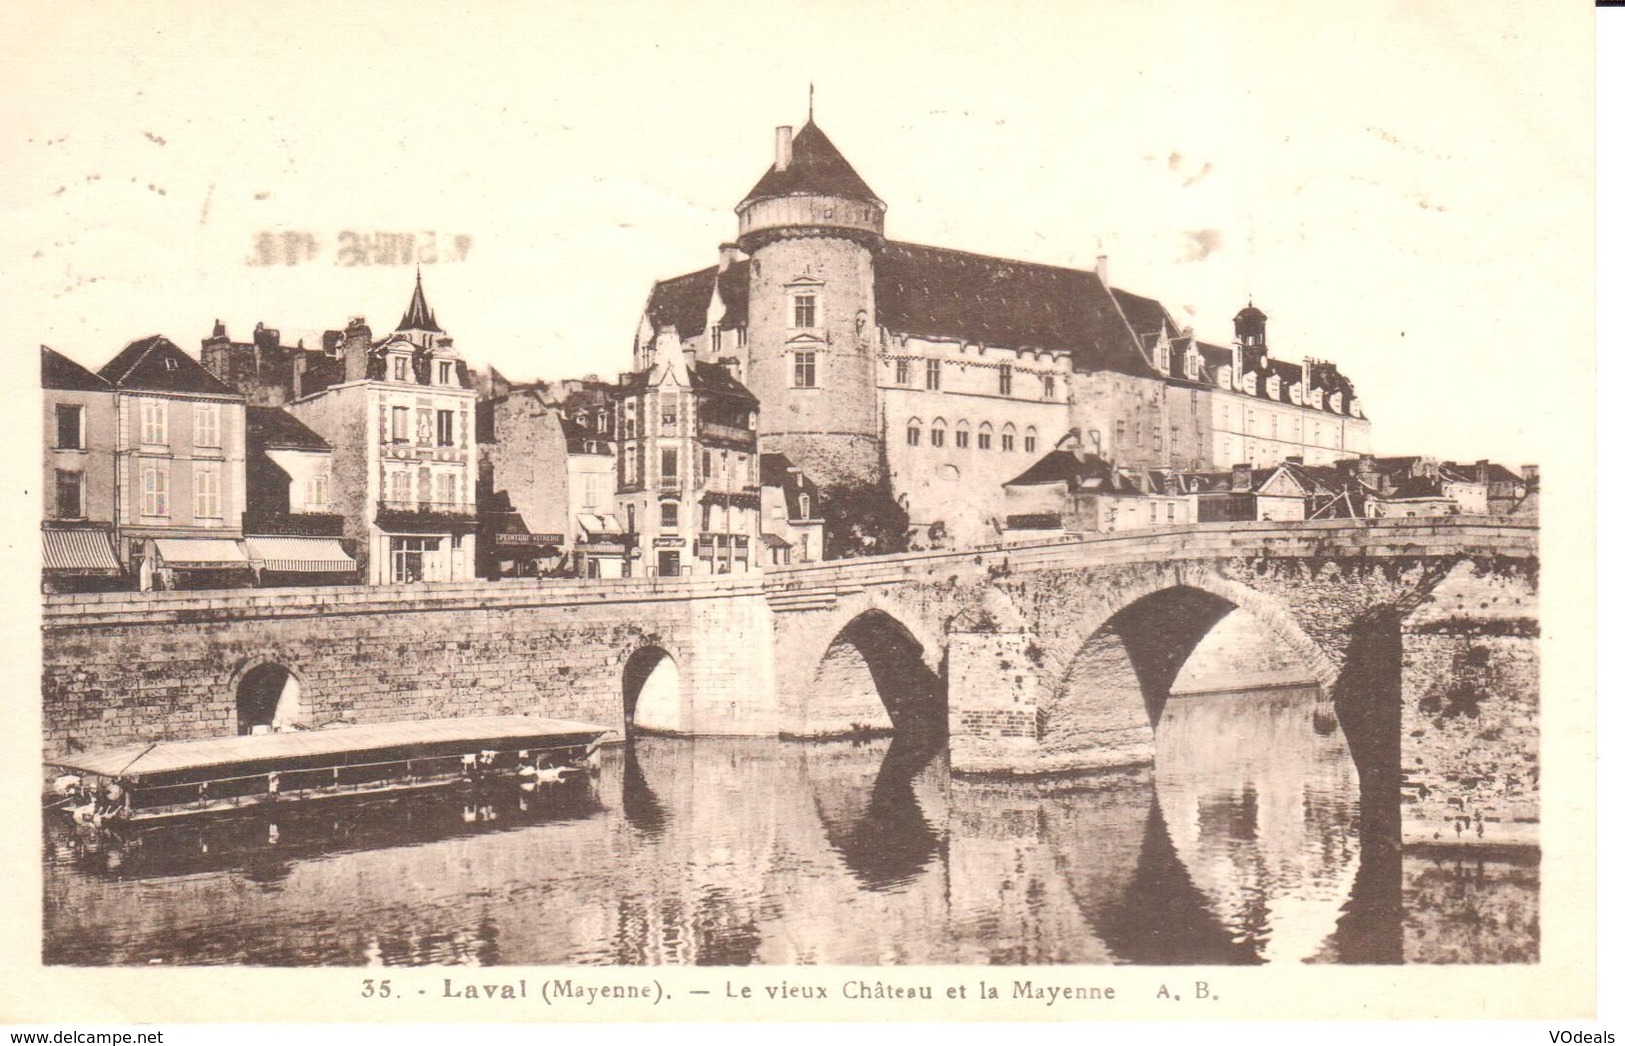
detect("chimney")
(1095, 254), (1109, 288)
(293, 355), (306, 401)
(1474, 458), (1490, 484)
(1230, 463), (1252, 491)
(774, 126), (792, 172)
(1521, 464), (1539, 489)
(718, 242), (746, 272)
(716, 355), (741, 381)
(342, 316), (372, 384)
(1355, 454), (1377, 489)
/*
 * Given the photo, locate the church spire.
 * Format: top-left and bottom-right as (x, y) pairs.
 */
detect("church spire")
(398, 267), (443, 333)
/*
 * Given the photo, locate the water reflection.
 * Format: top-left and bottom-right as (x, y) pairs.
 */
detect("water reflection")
(43, 685), (1535, 966)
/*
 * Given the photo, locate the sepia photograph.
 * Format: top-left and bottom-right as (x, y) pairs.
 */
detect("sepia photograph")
(3, 0), (1597, 1025)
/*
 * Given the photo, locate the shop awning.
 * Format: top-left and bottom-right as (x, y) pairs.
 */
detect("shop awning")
(575, 513), (624, 538)
(154, 538), (250, 568)
(42, 528), (121, 574)
(244, 536), (357, 573)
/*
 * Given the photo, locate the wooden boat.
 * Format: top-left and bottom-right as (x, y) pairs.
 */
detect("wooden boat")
(45, 715), (609, 826)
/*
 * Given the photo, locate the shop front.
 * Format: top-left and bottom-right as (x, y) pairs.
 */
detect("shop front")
(41, 524), (125, 594)
(148, 537), (255, 591)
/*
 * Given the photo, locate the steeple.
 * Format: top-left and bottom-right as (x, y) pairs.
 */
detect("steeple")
(737, 119), (883, 209)
(398, 268), (443, 333)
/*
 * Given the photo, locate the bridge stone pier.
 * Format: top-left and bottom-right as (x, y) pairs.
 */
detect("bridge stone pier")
(43, 518), (1536, 846)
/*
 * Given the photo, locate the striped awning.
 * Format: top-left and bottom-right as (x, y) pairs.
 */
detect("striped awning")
(244, 536), (357, 573)
(154, 538), (250, 568)
(41, 528), (121, 574)
(575, 513), (624, 538)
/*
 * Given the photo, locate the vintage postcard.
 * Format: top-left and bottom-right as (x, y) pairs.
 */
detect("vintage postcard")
(0, 0), (1597, 1027)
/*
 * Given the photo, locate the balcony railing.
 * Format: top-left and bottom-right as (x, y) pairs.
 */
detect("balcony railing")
(377, 499), (476, 517)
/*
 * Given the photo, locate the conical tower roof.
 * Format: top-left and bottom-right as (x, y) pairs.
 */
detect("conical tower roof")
(739, 119), (881, 206)
(399, 270), (443, 333)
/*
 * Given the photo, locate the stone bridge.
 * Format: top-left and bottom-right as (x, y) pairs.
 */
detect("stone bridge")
(42, 517), (1537, 844)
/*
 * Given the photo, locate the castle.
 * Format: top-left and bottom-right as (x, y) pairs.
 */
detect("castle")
(636, 109), (1372, 546)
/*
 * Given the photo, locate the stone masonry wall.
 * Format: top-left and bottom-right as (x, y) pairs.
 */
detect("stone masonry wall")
(42, 577), (773, 759)
(1399, 561), (1539, 846)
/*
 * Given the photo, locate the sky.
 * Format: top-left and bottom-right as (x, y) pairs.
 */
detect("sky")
(1, 0), (1593, 465)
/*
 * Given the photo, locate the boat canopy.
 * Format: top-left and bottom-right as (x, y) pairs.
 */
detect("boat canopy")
(51, 716), (609, 779)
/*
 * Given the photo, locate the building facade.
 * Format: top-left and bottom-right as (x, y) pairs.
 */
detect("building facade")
(41, 347), (123, 592)
(480, 381), (620, 578)
(243, 405), (356, 586)
(635, 110), (1375, 550)
(617, 331), (760, 577)
(97, 336), (251, 590)
(285, 277), (479, 584)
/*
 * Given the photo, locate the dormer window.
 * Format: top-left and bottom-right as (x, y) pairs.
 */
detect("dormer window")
(1290, 383), (1303, 405)
(1266, 375), (1281, 400)
(798, 493), (811, 518)
(1242, 372), (1257, 395)
(1330, 392), (1344, 413)
(1185, 351), (1198, 380)
(1217, 365), (1232, 390)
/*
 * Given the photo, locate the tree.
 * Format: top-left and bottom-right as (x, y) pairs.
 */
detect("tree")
(818, 483), (910, 559)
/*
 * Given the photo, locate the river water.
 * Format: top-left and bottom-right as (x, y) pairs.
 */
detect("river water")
(42, 684), (1537, 966)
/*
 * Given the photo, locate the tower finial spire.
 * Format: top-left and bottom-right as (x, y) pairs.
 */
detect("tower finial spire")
(808, 81), (814, 121)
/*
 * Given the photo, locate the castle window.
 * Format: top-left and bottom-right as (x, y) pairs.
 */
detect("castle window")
(925, 359), (941, 391)
(1024, 427), (1037, 454)
(978, 430), (992, 451)
(793, 351), (817, 388)
(793, 294), (817, 328)
(895, 358), (911, 385)
(906, 422), (921, 446)
(1115, 419), (1126, 449)
(955, 423), (970, 450)
(799, 494), (811, 518)
(1153, 428), (1163, 453)
(703, 450), (712, 481)
(930, 423), (945, 448)
(393, 357), (408, 382)
(1042, 374), (1055, 399)
(998, 364), (1013, 396)
(437, 409), (454, 447)
(1001, 431), (1015, 452)
(711, 326), (722, 354)
(1270, 414), (1278, 440)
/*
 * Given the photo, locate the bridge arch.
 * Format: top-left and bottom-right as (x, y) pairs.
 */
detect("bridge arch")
(622, 642), (690, 735)
(1037, 565), (1339, 769)
(782, 595), (947, 738)
(230, 655), (306, 735)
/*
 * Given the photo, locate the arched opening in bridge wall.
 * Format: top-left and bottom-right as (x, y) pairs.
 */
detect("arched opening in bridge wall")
(235, 663), (302, 735)
(623, 646), (685, 735)
(802, 610), (945, 740)
(1046, 585), (1366, 962)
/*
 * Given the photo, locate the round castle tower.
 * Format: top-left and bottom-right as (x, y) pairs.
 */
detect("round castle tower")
(735, 117), (887, 490)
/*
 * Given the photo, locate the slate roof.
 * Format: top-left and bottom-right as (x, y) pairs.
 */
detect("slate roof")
(246, 405), (330, 451)
(873, 243), (1159, 376)
(398, 272), (443, 333)
(740, 120), (881, 206)
(760, 453), (821, 520)
(620, 359), (758, 402)
(1003, 451), (1143, 495)
(42, 346), (113, 392)
(99, 336), (242, 397)
(644, 263), (750, 341)
(560, 416), (614, 456)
